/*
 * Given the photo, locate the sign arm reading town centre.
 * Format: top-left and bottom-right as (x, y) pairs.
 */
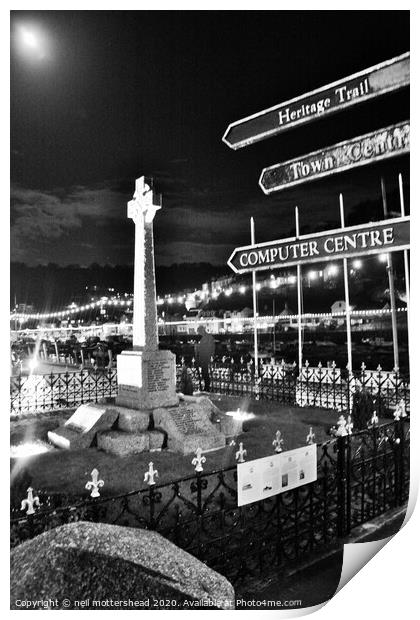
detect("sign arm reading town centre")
(259, 121), (410, 193)
(228, 216), (410, 274)
(222, 52), (409, 149)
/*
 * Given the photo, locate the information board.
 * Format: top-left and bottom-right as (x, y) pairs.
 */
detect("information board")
(237, 444), (317, 507)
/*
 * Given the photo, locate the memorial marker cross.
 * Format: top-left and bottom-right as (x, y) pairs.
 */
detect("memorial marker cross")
(235, 442), (247, 463)
(192, 447), (206, 472)
(85, 468), (104, 498)
(21, 487), (40, 516)
(273, 430), (284, 453)
(306, 427), (315, 445)
(144, 462), (159, 486)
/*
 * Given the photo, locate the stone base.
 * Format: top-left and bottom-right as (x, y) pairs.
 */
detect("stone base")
(98, 429), (166, 456)
(98, 431), (150, 456)
(179, 395), (243, 438)
(117, 349), (178, 410)
(48, 403), (119, 450)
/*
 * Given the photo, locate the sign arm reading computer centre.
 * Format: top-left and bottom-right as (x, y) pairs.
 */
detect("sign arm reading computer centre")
(228, 217), (410, 274)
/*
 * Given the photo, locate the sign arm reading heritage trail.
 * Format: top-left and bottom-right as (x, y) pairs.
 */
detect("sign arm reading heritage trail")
(223, 53), (409, 149)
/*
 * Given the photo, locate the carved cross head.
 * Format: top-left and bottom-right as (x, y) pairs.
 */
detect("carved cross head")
(128, 176), (162, 224)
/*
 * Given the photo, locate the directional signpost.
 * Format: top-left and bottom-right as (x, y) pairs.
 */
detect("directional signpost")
(259, 121), (410, 193)
(228, 217), (410, 274)
(223, 52), (410, 376)
(223, 53), (409, 149)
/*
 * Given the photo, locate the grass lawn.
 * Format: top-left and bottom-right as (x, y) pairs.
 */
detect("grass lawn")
(10, 394), (383, 501)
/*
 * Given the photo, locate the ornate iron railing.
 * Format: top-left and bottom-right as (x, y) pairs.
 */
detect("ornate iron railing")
(10, 360), (409, 417)
(11, 419), (409, 585)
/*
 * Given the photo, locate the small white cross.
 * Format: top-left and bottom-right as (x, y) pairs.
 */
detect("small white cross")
(21, 487), (40, 516)
(346, 415), (354, 435)
(144, 462), (159, 486)
(273, 430), (284, 453)
(235, 442), (247, 463)
(399, 400), (407, 418)
(336, 415), (348, 437)
(306, 427), (315, 445)
(371, 411), (379, 426)
(85, 468), (104, 498)
(192, 447), (206, 472)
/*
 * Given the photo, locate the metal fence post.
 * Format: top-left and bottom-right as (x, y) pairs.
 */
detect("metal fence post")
(337, 434), (350, 537)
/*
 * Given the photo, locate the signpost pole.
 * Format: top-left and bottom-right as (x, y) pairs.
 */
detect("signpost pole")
(250, 217), (259, 379)
(381, 178), (399, 370)
(398, 173), (410, 325)
(295, 207), (303, 371)
(339, 194), (352, 373)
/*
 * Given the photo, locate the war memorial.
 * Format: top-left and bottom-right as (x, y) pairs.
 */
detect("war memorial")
(10, 16), (410, 612)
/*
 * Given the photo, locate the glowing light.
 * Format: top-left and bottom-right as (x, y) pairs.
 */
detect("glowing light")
(256, 283), (262, 291)
(225, 288), (233, 297)
(239, 286), (246, 294)
(177, 296), (184, 304)
(353, 259), (362, 269)
(328, 265), (339, 276)
(11, 441), (51, 458)
(378, 253), (388, 263)
(288, 275), (297, 284)
(226, 408), (255, 421)
(21, 28), (39, 49)
(308, 271), (317, 281)
(28, 358), (38, 372)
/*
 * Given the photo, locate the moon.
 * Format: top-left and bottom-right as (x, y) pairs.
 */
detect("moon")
(15, 24), (49, 61)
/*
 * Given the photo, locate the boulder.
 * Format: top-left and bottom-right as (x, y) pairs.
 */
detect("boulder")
(97, 430), (149, 456)
(10, 522), (235, 610)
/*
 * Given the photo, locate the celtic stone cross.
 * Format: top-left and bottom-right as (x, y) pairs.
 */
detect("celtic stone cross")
(127, 176), (162, 351)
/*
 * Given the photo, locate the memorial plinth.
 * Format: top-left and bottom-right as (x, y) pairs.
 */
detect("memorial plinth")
(117, 349), (178, 410)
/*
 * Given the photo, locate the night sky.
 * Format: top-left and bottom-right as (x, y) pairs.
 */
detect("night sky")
(11, 11), (410, 268)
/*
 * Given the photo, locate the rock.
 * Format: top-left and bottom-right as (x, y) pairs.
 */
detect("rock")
(97, 430), (149, 456)
(48, 403), (119, 450)
(147, 429), (166, 450)
(10, 522), (235, 610)
(153, 402), (225, 455)
(116, 407), (151, 433)
(178, 395), (243, 438)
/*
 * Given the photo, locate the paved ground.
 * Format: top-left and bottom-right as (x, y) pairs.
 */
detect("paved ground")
(236, 506), (407, 609)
